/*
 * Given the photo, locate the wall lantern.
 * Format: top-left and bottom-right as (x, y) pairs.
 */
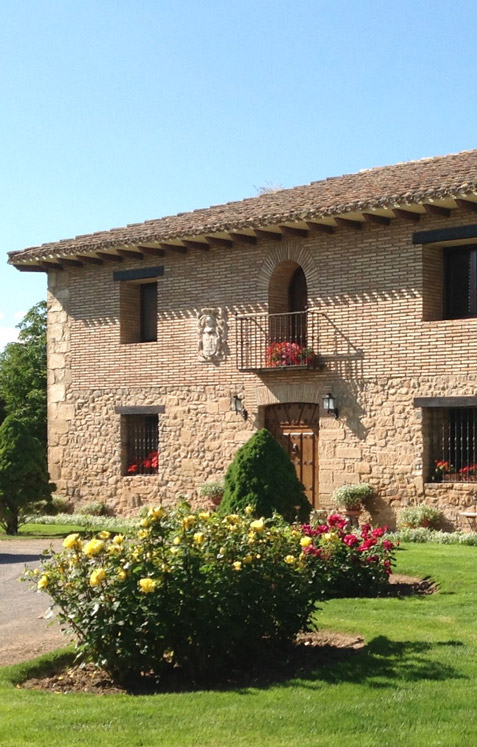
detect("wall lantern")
(232, 394), (248, 421)
(323, 392), (339, 419)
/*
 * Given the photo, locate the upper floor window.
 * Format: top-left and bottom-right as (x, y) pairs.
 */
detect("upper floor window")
(114, 265), (163, 344)
(444, 246), (477, 319)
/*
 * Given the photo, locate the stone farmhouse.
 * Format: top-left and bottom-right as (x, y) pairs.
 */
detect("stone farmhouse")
(9, 149), (477, 528)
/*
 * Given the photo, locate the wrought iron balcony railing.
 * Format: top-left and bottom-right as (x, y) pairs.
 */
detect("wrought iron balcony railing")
(236, 309), (320, 371)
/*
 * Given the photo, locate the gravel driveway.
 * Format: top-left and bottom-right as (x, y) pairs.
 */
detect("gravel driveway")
(0, 539), (72, 667)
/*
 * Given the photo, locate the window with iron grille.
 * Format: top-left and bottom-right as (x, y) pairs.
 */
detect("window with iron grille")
(122, 414), (158, 476)
(427, 407), (477, 482)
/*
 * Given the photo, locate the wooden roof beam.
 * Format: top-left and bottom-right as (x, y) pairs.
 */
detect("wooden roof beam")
(455, 198), (477, 213)
(279, 225), (309, 238)
(61, 258), (84, 268)
(306, 221), (335, 234)
(41, 261), (64, 271)
(13, 263), (46, 272)
(254, 229), (282, 241)
(423, 204), (452, 217)
(116, 249), (144, 260)
(393, 208), (421, 222)
(96, 252), (124, 262)
(229, 232), (257, 245)
(160, 243), (187, 254)
(334, 217), (362, 230)
(205, 236), (234, 249)
(362, 212), (391, 226)
(183, 240), (210, 251)
(137, 245), (166, 257)
(77, 255), (104, 265)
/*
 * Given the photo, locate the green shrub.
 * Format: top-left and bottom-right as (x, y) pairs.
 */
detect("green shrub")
(219, 429), (311, 522)
(51, 495), (74, 514)
(398, 504), (442, 529)
(332, 483), (374, 510)
(77, 501), (111, 517)
(27, 502), (315, 682)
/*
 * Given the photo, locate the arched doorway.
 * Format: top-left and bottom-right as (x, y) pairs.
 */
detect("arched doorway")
(264, 402), (319, 507)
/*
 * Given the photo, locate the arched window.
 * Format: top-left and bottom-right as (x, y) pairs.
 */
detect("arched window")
(268, 262), (308, 345)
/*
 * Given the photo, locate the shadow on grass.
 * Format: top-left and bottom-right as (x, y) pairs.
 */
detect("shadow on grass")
(14, 635), (467, 696)
(290, 636), (467, 691)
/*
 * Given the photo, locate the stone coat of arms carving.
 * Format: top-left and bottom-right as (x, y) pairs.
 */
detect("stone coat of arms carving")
(198, 308), (226, 361)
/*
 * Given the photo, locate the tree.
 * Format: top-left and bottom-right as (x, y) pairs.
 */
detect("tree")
(0, 302), (47, 447)
(0, 416), (54, 534)
(219, 428), (312, 523)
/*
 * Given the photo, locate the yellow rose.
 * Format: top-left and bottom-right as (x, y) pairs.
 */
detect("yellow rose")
(112, 534), (124, 545)
(193, 532), (205, 544)
(243, 554), (253, 564)
(300, 536), (313, 548)
(138, 529), (150, 539)
(82, 539), (104, 556)
(117, 569), (127, 581)
(37, 574), (49, 590)
(148, 506), (165, 520)
(63, 533), (80, 550)
(140, 518), (150, 528)
(182, 515), (195, 529)
(284, 555), (296, 564)
(219, 546), (226, 555)
(232, 561), (242, 571)
(90, 568), (106, 586)
(225, 514), (240, 525)
(244, 505), (254, 516)
(98, 531), (110, 540)
(139, 578), (157, 593)
(250, 518), (265, 533)
(173, 536), (181, 546)
(198, 511), (210, 520)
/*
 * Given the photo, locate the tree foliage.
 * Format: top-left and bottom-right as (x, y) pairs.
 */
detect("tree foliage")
(0, 415), (54, 534)
(219, 428), (312, 523)
(0, 301), (47, 446)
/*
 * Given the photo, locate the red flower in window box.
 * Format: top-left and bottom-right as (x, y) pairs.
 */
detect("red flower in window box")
(266, 341), (315, 368)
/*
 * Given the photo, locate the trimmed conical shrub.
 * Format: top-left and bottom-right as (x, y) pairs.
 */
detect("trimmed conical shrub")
(219, 428), (311, 522)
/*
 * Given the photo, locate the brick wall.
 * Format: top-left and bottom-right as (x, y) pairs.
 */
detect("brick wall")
(47, 208), (477, 527)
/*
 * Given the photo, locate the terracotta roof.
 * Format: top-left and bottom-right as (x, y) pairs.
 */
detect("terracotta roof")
(9, 148), (477, 264)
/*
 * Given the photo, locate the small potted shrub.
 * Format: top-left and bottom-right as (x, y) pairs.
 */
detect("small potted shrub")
(398, 504), (442, 529)
(198, 479), (225, 508)
(332, 483), (374, 517)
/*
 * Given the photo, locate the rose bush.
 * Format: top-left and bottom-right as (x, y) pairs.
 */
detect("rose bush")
(26, 504), (395, 683)
(300, 514), (396, 599)
(26, 502), (315, 681)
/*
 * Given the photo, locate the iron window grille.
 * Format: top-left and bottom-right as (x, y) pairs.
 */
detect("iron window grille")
(427, 407), (477, 482)
(123, 414), (158, 476)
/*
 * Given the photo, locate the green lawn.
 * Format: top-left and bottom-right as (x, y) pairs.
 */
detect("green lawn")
(1, 544), (476, 746)
(0, 523), (86, 539)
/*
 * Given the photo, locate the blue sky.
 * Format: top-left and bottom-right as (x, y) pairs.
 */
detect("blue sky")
(1, 0), (477, 347)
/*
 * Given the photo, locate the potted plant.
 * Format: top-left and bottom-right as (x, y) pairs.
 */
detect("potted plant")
(332, 483), (374, 519)
(198, 479), (225, 508)
(398, 504), (442, 529)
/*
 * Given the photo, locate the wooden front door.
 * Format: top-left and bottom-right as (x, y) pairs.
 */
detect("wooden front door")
(264, 402), (319, 507)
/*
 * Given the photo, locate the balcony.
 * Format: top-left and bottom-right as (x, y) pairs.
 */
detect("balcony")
(236, 309), (321, 372)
